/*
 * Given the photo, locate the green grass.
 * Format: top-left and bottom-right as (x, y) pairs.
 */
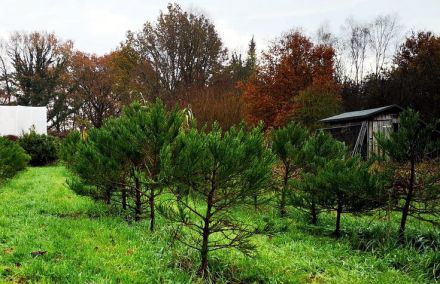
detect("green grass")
(0, 166), (438, 283)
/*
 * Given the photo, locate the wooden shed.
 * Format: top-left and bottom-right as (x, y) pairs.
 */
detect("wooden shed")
(320, 105), (403, 158)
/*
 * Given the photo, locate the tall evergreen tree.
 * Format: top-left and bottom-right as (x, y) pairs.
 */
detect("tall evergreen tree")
(121, 100), (184, 230)
(245, 36), (257, 76)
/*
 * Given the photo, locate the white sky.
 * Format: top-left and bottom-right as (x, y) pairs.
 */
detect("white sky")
(1, 0), (439, 55)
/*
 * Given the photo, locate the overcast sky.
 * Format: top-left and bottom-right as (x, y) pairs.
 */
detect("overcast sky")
(1, 0), (439, 55)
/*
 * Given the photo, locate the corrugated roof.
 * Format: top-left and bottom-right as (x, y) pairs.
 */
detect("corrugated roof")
(320, 105), (403, 123)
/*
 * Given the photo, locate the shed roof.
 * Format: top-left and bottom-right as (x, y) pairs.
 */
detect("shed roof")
(320, 105), (403, 123)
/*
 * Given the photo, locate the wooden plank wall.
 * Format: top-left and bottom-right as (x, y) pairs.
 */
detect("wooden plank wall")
(368, 113), (398, 158)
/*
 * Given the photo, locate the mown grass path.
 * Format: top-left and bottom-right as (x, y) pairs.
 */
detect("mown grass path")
(0, 167), (430, 283)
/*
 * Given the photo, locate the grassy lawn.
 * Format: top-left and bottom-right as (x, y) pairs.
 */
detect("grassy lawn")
(0, 166), (438, 283)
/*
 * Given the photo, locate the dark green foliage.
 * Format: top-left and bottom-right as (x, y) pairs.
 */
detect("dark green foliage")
(59, 131), (82, 167)
(0, 137), (30, 181)
(161, 123), (273, 275)
(292, 87), (342, 131)
(270, 122), (308, 216)
(73, 123), (122, 204)
(18, 130), (58, 166)
(66, 176), (101, 199)
(119, 100), (184, 229)
(72, 100), (184, 228)
(126, 3), (226, 96)
(376, 108), (440, 242)
(227, 37), (257, 83)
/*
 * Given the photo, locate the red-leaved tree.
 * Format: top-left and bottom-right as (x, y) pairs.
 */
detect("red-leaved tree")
(242, 31), (339, 128)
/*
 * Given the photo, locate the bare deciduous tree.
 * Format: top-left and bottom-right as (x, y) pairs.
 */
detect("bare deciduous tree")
(369, 14), (400, 76)
(316, 23), (347, 83)
(342, 18), (370, 84)
(0, 41), (14, 104)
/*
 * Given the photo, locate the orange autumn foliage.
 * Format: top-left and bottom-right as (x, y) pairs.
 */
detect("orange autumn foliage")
(70, 51), (122, 128)
(241, 31), (339, 128)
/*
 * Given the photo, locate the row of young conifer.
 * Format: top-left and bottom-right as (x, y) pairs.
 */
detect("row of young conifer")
(60, 100), (440, 275)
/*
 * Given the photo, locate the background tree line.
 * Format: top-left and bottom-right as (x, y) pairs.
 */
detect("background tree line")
(1, 4), (439, 133)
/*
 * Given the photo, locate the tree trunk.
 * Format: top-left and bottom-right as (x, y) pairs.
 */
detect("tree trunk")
(134, 175), (142, 221)
(311, 201), (318, 225)
(253, 193), (258, 210)
(280, 164), (289, 217)
(121, 186), (127, 210)
(334, 198), (343, 238)
(398, 158), (415, 243)
(198, 182), (215, 276)
(198, 221), (210, 277)
(149, 188), (155, 232)
(104, 187), (111, 205)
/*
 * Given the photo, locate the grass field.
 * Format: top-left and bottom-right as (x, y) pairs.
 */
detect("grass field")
(0, 166), (438, 283)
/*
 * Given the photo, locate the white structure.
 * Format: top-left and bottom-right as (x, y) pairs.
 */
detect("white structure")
(0, 106), (47, 136)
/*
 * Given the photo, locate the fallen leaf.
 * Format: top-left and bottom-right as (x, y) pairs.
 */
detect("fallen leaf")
(3, 247), (14, 254)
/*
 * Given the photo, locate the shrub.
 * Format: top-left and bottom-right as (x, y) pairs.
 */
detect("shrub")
(0, 137), (30, 182)
(19, 130), (58, 166)
(308, 156), (385, 237)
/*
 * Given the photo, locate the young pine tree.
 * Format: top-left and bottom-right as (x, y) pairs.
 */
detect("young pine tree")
(160, 123), (273, 276)
(73, 120), (125, 204)
(271, 122), (308, 217)
(120, 100), (184, 231)
(295, 131), (346, 224)
(311, 156), (385, 237)
(376, 109), (440, 243)
(72, 100), (184, 230)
